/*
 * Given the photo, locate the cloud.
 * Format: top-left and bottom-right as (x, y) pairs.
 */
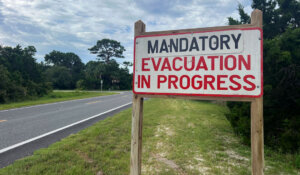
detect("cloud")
(0, 0), (253, 69)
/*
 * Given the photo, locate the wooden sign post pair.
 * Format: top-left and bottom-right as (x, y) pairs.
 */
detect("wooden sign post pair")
(130, 9), (264, 175)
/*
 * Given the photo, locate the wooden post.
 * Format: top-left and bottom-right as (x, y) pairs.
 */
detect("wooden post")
(250, 9), (264, 175)
(130, 20), (145, 175)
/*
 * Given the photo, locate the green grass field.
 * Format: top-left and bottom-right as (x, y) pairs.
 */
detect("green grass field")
(0, 91), (117, 110)
(0, 99), (298, 174)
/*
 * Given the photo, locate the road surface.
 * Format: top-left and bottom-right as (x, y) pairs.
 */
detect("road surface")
(0, 91), (132, 168)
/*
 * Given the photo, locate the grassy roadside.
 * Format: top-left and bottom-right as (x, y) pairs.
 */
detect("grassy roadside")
(0, 91), (117, 110)
(0, 99), (298, 174)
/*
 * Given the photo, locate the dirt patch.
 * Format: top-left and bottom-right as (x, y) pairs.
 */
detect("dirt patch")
(212, 150), (249, 162)
(218, 135), (239, 144)
(156, 125), (175, 137)
(187, 122), (195, 128)
(186, 153), (211, 174)
(96, 171), (104, 175)
(142, 164), (156, 174)
(194, 155), (205, 162)
(187, 164), (211, 174)
(153, 154), (187, 175)
(225, 150), (249, 162)
(156, 141), (164, 149)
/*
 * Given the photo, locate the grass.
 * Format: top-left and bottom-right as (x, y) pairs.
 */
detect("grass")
(0, 91), (117, 110)
(0, 99), (298, 174)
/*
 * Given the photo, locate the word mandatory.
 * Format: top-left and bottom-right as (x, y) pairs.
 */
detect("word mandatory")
(148, 33), (242, 53)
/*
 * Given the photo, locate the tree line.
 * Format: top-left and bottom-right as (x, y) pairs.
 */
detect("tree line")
(226, 0), (299, 153)
(0, 39), (132, 103)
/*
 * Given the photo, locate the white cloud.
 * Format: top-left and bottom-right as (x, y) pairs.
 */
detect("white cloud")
(0, 0), (253, 69)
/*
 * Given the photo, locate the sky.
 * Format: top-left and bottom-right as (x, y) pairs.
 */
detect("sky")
(0, 0), (253, 70)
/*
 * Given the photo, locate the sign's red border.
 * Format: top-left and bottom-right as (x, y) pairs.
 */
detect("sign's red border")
(132, 28), (263, 98)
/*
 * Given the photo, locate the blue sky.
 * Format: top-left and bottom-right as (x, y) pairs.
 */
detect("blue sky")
(0, 0), (252, 69)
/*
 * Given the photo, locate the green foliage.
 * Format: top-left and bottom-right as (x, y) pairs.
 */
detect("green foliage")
(0, 65), (10, 103)
(0, 40), (131, 104)
(252, 0), (300, 39)
(45, 66), (73, 89)
(88, 39), (126, 63)
(80, 60), (132, 90)
(228, 4), (250, 25)
(227, 0), (300, 152)
(296, 153), (300, 169)
(263, 28), (300, 151)
(45, 50), (84, 69)
(76, 79), (85, 90)
(123, 61), (133, 68)
(0, 45), (51, 103)
(43, 40), (132, 91)
(79, 39), (132, 90)
(225, 102), (251, 145)
(44, 50), (84, 89)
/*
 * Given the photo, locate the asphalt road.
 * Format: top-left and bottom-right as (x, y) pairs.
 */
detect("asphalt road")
(0, 91), (132, 168)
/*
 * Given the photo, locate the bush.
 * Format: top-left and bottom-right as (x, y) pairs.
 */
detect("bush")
(76, 79), (85, 90)
(0, 45), (52, 103)
(296, 153), (300, 169)
(226, 28), (300, 152)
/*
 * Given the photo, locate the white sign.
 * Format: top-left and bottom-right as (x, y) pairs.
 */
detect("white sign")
(133, 28), (263, 97)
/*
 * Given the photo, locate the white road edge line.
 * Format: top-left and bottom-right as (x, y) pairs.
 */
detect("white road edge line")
(0, 102), (132, 154)
(0, 92), (123, 113)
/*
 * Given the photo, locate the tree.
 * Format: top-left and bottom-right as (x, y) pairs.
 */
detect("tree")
(226, 0), (300, 152)
(0, 65), (10, 103)
(262, 28), (300, 151)
(79, 60), (132, 90)
(83, 39), (132, 90)
(118, 67), (133, 90)
(0, 45), (51, 103)
(229, 0), (300, 39)
(44, 50), (84, 71)
(228, 4), (250, 25)
(45, 66), (73, 89)
(123, 61), (133, 69)
(81, 61), (106, 89)
(44, 51), (84, 89)
(88, 39), (126, 63)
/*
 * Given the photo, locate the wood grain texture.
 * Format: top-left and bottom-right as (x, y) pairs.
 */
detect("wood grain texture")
(130, 94), (144, 175)
(251, 9), (263, 29)
(251, 97), (264, 175)
(130, 20), (146, 175)
(134, 20), (145, 37)
(250, 9), (264, 175)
